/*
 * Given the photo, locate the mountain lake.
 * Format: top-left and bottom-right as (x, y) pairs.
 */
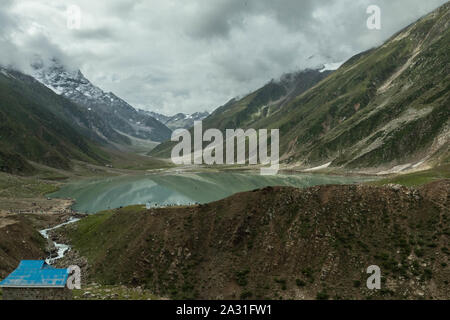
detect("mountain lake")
(49, 171), (375, 213)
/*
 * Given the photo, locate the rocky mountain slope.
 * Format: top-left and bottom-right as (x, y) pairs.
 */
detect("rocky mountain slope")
(151, 2), (449, 173)
(32, 60), (171, 143)
(0, 67), (110, 173)
(61, 180), (449, 300)
(139, 110), (209, 130)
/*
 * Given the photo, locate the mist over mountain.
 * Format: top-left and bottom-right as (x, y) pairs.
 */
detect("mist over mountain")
(2, 0), (447, 116)
(150, 66), (334, 157)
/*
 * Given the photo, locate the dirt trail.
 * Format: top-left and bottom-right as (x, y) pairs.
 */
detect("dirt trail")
(0, 198), (74, 215)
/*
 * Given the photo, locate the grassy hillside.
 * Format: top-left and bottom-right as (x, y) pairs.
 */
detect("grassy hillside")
(8, 69), (131, 146)
(204, 70), (332, 131)
(0, 69), (111, 173)
(0, 172), (59, 198)
(372, 164), (450, 187)
(63, 180), (449, 300)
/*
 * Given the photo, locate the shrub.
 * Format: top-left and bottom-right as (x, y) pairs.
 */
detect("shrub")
(240, 291), (253, 299)
(274, 278), (287, 290)
(423, 268), (433, 280)
(414, 248), (425, 257)
(296, 279), (306, 287)
(235, 269), (250, 287)
(316, 290), (330, 300)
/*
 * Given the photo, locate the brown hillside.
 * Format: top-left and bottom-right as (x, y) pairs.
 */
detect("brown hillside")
(65, 180), (449, 300)
(0, 214), (47, 279)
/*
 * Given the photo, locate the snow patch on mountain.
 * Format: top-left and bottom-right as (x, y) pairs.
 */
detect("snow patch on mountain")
(319, 61), (345, 73)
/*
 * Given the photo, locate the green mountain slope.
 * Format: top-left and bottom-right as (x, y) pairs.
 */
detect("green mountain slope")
(150, 68), (332, 157)
(9, 68), (130, 146)
(151, 3), (449, 171)
(0, 68), (109, 173)
(268, 2), (450, 169)
(205, 69), (332, 130)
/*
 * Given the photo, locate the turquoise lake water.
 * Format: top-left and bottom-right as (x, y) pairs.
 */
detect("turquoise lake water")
(50, 171), (373, 213)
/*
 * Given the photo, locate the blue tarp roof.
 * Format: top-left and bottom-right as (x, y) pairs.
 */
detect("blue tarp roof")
(0, 260), (69, 288)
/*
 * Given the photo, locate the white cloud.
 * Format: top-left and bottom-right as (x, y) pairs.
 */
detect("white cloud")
(0, 0), (447, 115)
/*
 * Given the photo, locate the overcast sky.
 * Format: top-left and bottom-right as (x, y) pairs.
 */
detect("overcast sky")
(0, 0), (447, 115)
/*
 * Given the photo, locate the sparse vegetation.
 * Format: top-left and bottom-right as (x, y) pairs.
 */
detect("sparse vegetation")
(235, 269), (250, 287)
(72, 284), (161, 300)
(274, 278), (287, 291)
(60, 181), (449, 299)
(0, 173), (59, 198)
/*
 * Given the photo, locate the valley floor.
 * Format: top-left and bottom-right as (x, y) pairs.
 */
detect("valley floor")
(0, 158), (448, 300)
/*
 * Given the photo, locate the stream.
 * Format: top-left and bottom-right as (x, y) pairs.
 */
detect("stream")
(39, 217), (80, 264)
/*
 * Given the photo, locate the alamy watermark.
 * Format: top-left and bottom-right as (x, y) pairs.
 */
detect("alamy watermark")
(171, 121), (279, 175)
(67, 265), (81, 289)
(367, 5), (381, 30)
(366, 265), (381, 290)
(67, 5), (82, 30)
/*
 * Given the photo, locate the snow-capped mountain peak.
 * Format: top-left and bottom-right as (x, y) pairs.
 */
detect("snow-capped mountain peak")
(138, 110), (209, 130)
(30, 58), (171, 143)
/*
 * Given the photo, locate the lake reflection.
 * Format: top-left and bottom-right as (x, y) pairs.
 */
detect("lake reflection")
(50, 171), (371, 213)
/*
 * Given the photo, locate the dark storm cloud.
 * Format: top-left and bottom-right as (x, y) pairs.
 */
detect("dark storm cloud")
(0, 1), (74, 73)
(0, 0), (447, 115)
(187, 0), (249, 39)
(188, 0), (334, 39)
